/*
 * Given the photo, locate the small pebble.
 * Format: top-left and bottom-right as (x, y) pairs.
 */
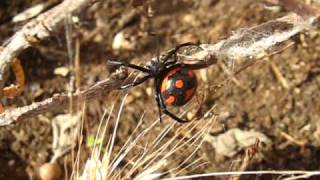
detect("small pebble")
(112, 31), (136, 50)
(54, 66), (70, 77)
(39, 162), (62, 180)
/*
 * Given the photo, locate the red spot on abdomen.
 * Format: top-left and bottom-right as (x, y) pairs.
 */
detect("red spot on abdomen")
(165, 95), (176, 105)
(188, 70), (194, 78)
(175, 79), (184, 89)
(184, 88), (195, 102)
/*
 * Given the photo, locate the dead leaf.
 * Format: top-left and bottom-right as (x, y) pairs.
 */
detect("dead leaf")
(204, 128), (271, 157)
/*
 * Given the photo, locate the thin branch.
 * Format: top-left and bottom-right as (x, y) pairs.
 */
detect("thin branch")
(185, 14), (317, 65)
(0, 0), (100, 94)
(180, 0), (320, 64)
(0, 69), (128, 126)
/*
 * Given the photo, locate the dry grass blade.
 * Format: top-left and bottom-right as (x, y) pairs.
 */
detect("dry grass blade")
(163, 170), (320, 180)
(78, 102), (216, 179)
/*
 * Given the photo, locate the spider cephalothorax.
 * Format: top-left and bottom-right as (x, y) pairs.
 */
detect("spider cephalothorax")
(108, 42), (210, 123)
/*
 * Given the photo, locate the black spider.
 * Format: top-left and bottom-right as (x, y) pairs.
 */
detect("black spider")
(108, 42), (211, 123)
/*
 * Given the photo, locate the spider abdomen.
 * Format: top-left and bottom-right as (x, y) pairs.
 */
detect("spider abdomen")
(160, 67), (197, 106)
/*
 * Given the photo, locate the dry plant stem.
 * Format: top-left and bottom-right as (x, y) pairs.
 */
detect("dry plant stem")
(0, 47), (25, 99)
(269, 61), (289, 89)
(0, 0), (100, 93)
(279, 131), (307, 146)
(2, 58), (25, 98)
(0, 70), (127, 126)
(201, 13), (317, 62)
(180, 4), (319, 66)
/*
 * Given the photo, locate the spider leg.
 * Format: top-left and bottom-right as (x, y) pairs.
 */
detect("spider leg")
(108, 60), (151, 73)
(162, 108), (190, 123)
(154, 79), (163, 122)
(120, 75), (152, 89)
(180, 62), (213, 70)
(155, 93), (164, 122)
(163, 42), (199, 63)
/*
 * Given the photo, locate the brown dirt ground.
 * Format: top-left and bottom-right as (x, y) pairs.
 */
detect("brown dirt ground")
(1, 0), (320, 179)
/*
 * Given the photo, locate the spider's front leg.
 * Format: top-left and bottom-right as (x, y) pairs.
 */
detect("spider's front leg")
(179, 61), (213, 70)
(107, 60), (153, 89)
(154, 79), (164, 122)
(120, 75), (151, 89)
(163, 42), (200, 64)
(107, 60), (151, 73)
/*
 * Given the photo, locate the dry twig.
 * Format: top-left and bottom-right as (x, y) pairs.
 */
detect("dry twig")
(0, 0), (100, 95)
(0, 69), (127, 126)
